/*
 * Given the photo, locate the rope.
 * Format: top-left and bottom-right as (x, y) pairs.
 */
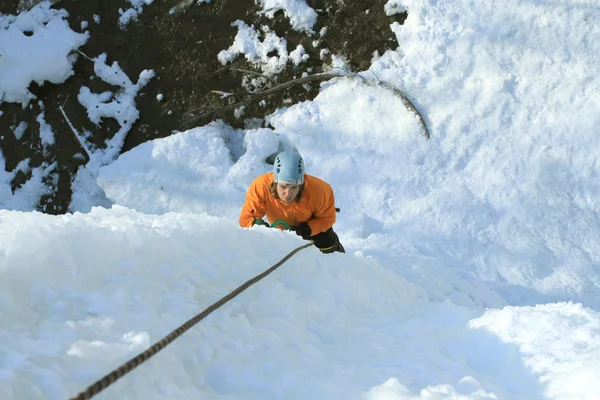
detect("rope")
(69, 242), (313, 400)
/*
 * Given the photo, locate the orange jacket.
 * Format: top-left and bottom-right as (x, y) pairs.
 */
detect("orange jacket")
(239, 172), (337, 235)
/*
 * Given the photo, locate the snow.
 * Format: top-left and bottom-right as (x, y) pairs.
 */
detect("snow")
(0, 2), (88, 105)
(470, 303), (600, 399)
(78, 53), (154, 134)
(36, 110), (55, 147)
(72, 52), (155, 212)
(289, 44), (309, 66)
(384, 1), (407, 17)
(11, 121), (28, 140)
(2, 0), (600, 399)
(257, 0), (318, 33)
(0, 157), (53, 211)
(97, 121), (244, 217)
(218, 21), (289, 75)
(119, 0), (154, 28)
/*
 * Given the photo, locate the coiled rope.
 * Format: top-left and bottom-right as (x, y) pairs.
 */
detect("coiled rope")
(69, 242), (313, 400)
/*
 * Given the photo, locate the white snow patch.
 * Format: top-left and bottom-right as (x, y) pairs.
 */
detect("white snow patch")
(0, 2), (89, 105)
(257, 0), (318, 33)
(11, 122), (28, 140)
(119, 0), (154, 28)
(218, 21), (289, 75)
(384, 0), (408, 17)
(71, 53), (155, 212)
(289, 45), (309, 66)
(36, 112), (55, 148)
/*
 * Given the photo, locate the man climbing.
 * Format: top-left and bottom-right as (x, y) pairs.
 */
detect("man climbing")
(239, 150), (345, 254)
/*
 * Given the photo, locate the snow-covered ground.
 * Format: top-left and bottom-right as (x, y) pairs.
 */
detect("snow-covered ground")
(2, 0), (600, 399)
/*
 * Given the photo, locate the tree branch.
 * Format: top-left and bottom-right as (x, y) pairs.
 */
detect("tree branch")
(74, 49), (95, 63)
(181, 71), (347, 127)
(181, 70), (430, 139)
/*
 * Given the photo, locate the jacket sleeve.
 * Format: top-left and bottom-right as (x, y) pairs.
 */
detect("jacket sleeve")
(239, 178), (267, 228)
(307, 183), (336, 235)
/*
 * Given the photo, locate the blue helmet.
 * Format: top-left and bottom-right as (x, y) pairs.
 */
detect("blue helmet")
(273, 151), (305, 184)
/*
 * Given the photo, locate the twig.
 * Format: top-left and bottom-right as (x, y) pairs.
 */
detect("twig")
(75, 49), (95, 63)
(366, 69), (382, 82)
(197, 65), (230, 77)
(62, 93), (70, 108)
(59, 106), (92, 159)
(229, 68), (271, 77)
(211, 90), (234, 98)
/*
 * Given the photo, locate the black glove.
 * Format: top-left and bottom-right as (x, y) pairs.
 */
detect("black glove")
(294, 222), (312, 240)
(253, 219), (269, 227)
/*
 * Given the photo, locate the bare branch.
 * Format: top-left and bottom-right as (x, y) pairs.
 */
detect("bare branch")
(59, 106), (92, 159)
(74, 49), (95, 63)
(181, 70), (430, 139)
(245, 71), (349, 98)
(196, 65), (230, 77)
(62, 93), (70, 108)
(181, 71), (347, 127)
(211, 90), (234, 99)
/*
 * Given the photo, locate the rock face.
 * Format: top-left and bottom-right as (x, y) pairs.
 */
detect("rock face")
(0, 0), (406, 213)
